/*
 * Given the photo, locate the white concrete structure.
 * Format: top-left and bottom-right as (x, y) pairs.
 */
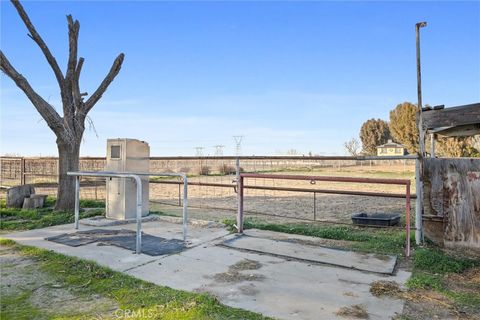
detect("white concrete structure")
(106, 139), (150, 219)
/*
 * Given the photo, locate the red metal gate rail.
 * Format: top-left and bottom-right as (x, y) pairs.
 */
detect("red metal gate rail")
(237, 173), (412, 257)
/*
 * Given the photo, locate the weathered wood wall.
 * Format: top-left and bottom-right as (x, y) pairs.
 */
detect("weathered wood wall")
(423, 158), (480, 250)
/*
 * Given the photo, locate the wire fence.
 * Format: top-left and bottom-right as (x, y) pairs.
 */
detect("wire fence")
(0, 156), (417, 226)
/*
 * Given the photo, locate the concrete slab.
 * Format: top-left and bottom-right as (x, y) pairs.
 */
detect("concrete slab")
(3, 221), (410, 319)
(3, 220), (229, 271)
(127, 244), (410, 320)
(221, 231), (397, 274)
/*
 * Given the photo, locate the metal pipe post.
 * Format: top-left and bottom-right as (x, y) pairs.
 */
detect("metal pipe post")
(405, 182), (411, 257)
(178, 183), (181, 206)
(235, 158), (241, 232)
(182, 175), (188, 242)
(415, 159), (423, 244)
(74, 176), (80, 229)
(133, 176), (143, 254)
(237, 176), (244, 233)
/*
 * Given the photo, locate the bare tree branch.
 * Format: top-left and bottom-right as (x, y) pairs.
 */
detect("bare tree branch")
(0, 50), (63, 134)
(65, 15), (79, 82)
(83, 53), (125, 114)
(11, 0), (64, 87)
(63, 15), (80, 132)
(72, 57), (84, 111)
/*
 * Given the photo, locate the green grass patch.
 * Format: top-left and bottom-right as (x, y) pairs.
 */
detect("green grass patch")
(412, 247), (479, 274)
(406, 272), (443, 290)
(0, 290), (42, 320)
(0, 197), (105, 209)
(224, 218), (410, 255)
(0, 239), (267, 320)
(0, 196), (106, 231)
(407, 247), (480, 311)
(0, 208), (103, 231)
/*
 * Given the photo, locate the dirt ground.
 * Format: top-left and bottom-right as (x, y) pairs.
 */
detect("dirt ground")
(0, 244), (118, 319)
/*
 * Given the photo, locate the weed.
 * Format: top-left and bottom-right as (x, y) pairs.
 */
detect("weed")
(407, 273), (443, 291)
(0, 207), (103, 231)
(412, 247), (478, 274)
(0, 240), (268, 319)
(224, 218), (409, 255)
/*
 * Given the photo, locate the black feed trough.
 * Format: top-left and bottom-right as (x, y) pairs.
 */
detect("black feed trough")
(351, 213), (401, 227)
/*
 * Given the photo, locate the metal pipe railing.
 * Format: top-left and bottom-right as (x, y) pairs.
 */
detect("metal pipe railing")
(150, 180), (417, 199)
(67, 171), (188, 254)
(237, 173), (412, 257)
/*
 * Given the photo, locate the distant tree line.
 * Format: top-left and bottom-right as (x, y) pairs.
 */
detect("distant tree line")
(344, 102), (479, 157)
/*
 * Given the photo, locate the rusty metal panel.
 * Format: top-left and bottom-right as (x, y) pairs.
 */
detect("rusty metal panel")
(423, 158), (480, 250)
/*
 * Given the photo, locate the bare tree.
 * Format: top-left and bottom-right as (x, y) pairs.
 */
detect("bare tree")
(286, 149), (299, 155)
(0, 0), (124, 211)
(344, 138), (361, 156)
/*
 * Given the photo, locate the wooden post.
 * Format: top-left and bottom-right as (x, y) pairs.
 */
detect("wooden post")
(20, 158), (26, 185)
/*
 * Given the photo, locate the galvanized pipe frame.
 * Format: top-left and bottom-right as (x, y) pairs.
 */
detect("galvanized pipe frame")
(67, 171), (188, 255)
(237, 173), (412, 257)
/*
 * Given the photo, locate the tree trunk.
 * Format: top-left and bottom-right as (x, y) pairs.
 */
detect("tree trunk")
(54, 140), (80, 212)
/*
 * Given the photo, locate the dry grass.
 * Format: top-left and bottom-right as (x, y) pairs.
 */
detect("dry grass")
(336, 304), (369, 319)
(370, 280), (403, 297)
(212, 259), (265, 283)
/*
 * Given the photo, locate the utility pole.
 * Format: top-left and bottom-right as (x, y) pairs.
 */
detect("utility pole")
(416, 21), (427, 156)
(233, 136), (244, 156)
(213, 145), (225, 156)
(194, 147), (204, 157)
(415, 21), (427, 245)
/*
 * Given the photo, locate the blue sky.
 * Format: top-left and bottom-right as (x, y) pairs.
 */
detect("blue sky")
(1, 1), (479, 156)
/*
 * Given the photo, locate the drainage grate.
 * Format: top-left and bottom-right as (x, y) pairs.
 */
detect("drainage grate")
(46, 229), (186, 256)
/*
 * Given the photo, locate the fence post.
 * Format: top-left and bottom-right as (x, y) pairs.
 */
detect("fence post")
(20, 158), (26, 185)
(236, 157), (244, 233)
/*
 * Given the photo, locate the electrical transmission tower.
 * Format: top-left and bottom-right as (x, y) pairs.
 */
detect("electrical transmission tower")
(194, 147), (204, 157)
(213, 145), (225, 156)
(233, 136), (244, 156)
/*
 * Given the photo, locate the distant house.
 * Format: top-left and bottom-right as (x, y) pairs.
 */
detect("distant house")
(376, 140), (407, 156)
